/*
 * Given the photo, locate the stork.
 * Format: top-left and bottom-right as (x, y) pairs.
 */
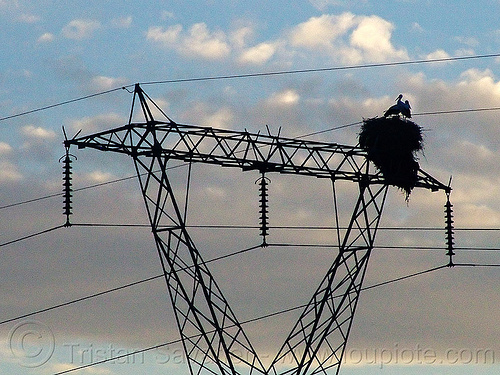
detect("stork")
(384, 94), (411, 118)
(402, 100), (412, 118)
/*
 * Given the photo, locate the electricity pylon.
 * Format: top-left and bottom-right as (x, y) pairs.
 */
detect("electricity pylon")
(65, 84), (450, 375)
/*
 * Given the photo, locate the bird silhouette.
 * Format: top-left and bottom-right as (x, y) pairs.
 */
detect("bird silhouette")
(384, 94), (411, 118)
(401, 100), (412, 118)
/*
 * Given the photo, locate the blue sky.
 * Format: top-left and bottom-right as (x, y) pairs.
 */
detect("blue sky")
(0, 1), (500, 375)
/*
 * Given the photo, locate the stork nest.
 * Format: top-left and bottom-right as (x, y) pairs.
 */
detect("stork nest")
(358, 116), (424, 199)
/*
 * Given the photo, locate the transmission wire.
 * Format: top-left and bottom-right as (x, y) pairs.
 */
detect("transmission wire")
(0, 224), (65, 248)
(51, 263), (451, 375)
(2, 52), (500, 124)
(0, 243), (264, 326)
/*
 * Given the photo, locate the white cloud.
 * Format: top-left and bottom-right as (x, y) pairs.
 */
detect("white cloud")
(62, 19), (101, 40)
(86, 170), (115, 183)
(89, 75), (128, 91)
(0, 161), (22, 182)
(454, 48), (475, 57)
(426, 49), (450, 60)
(424, 49), (453, 66)
(239, 42), (277, 65)
(349, 15), (408, 62)
(182, 103), (234, 129)
(0, 142), (13, 154)
(291, 13), (356, 49)
(309, 0), (343, 10)
(178, 23), (231, 60)
(21, 125), (57, 140)
(111, 16), (132, 28)
(161, 10), (175, 20)
(69, 113), (125, 134)
(267, 89), (300, 106)
(18, 13), (40, 23)
(146, 25), (182, 44)
(455, 36), (479, 47)
(0, 0), (19, 11)
(147, 23), (230, 60)
(458, 68), (500, 98)
(289, 13), (407, 63)
(38, 32), (55, 43)
(411, 22), (424, 33)
(146, 13), (406, 65)
(231, 26), (254, 49)
(201, 107), (234, 128)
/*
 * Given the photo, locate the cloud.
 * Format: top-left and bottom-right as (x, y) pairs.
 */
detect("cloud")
(0, 161), (22, 182)
(88, 75), (128, 91)
(189, 105), (234, 128)
(146, 24), (182, 44)
(424, 49), (453, 66)
(68, 113), (125, 134)
(457, 68), (500, 104)
(231, 25), (254, 49)
(426, 49), (450, 60)
(145, 13), (406, 66)
(0, 0), (19, 11)
(289, 13), (408, 63)
(146, 23), (230, 60)
(111, 16), (132, 28)
(238, 42), (278, 65)
(18, 13), (40, 23)
(349, 15), (408, 62)
(411, 22), (424, 33)
(37, 32), (55, 43)
(85, 170), (116, 183)
(266, 89), (300, 106)
(21, 125), (57, 140)
(161, 10), (175, 20)
(290, 13), (356, 49)
(455, 36), (479, 47)
(0, 142), (12, 154)
(308, 0), (343, 10)
(62, 19), (101, 40)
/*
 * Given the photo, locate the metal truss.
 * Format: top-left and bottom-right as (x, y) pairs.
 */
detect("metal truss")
(66, 84), (450, 375)
(269, 181), (388, 375)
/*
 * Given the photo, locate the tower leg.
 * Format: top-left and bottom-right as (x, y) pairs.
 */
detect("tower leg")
(269, 181), (388, 375)
(133, 154), (266, 375)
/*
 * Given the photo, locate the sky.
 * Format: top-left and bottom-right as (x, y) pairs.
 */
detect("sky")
(0, 0), (500, 374)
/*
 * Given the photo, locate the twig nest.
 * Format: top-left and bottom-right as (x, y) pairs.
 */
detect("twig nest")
(359, 116), (424, 199)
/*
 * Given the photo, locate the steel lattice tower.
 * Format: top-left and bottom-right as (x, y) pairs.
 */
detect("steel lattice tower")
(65, 84), (450, 375)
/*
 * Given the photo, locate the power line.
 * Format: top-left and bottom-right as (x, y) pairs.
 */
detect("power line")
(0, 87), (127, 122)
(139, 53), (500, 86)
(0, 224), (64, 248)
(2, 52), (500, 125)
(0, 274), (163, 326)
(0, 165), (186, 211)
(4, 223), (499, 329)
(3, 99), (500, 214)
(454, 263), (500, 268)
(51, 263), (451, 375)
(0, 243), (264, 326)
(415, 107), (500, 116)
(3, 94), (500, 215)
(38, 221), (500, 234)
(362, 264), (449, 291)
(2, 235), (468, 329)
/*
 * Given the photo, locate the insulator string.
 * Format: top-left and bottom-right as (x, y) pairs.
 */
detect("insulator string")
(256, 173), (271, 247)
(444, 191), (455, 266)
(60, 145), (76, 227)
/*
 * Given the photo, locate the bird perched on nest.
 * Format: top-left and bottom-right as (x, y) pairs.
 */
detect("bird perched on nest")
(384, 94), (412, 118)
